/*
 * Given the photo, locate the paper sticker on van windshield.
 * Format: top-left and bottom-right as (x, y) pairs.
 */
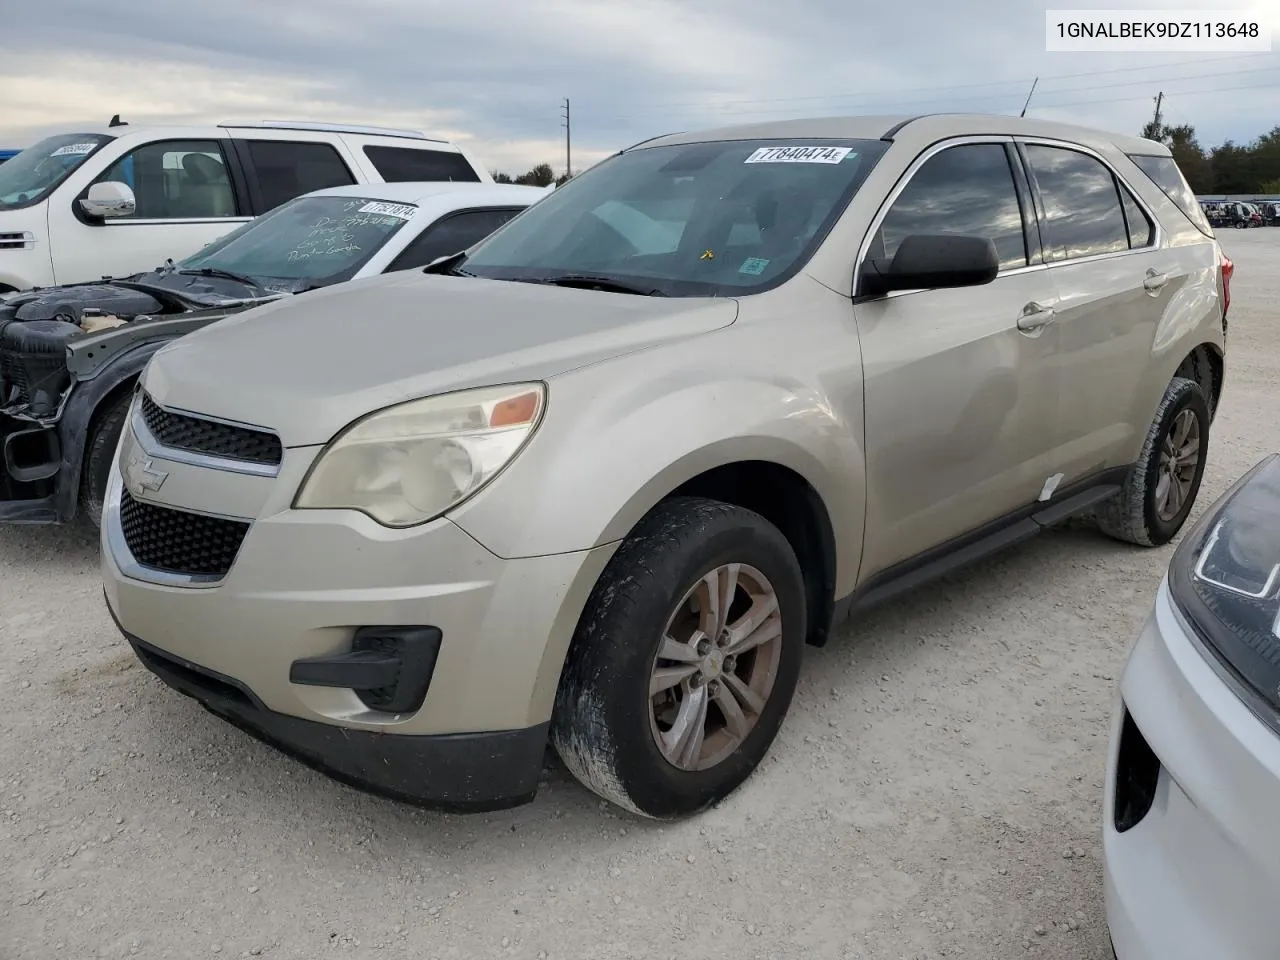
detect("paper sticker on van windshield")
(51, 143), (98, 157)
(744, 146), (852, 164)
(358, 201), (417, 220)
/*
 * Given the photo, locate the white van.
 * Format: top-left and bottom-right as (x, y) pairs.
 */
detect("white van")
(0, 119), (492, 292)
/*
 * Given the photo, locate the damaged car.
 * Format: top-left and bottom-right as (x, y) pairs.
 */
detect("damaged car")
(0, 181), (547, 527)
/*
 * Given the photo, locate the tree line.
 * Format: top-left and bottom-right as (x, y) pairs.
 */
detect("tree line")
(1141, 119), (1280, 194)
(492, 163), (573, 187)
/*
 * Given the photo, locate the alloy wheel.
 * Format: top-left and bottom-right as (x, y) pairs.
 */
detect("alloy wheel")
(648, 563), (783, 772)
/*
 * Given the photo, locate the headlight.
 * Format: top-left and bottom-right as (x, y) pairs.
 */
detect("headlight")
(1168, 454), (1280, 712)
(294, 382), (545, 527)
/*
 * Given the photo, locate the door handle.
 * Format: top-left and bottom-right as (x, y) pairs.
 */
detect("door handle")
(1143, 268), (1170, 295)
(1016, 301), (1056, 335)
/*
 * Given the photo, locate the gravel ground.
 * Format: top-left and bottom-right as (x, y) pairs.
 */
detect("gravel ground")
(1, 230), (1276, 960)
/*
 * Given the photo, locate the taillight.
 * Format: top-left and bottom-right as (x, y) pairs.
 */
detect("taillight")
(1220, 251), (1233, 320)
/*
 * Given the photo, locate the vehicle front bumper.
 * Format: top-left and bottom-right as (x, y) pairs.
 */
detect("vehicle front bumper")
(1103, 580), (1280, 960)
(101, 445), (616, 811)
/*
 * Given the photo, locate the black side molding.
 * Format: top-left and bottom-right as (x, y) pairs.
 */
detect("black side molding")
(836, 466), (1130, 624)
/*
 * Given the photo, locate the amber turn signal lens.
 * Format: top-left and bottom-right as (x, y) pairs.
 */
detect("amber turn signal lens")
(489, 391), (540, 428)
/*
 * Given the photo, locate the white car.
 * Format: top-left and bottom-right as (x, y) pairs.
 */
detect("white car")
(0, 181), (547, 528)
(1104, 453), (1280, 959)
(0, 119), (491, 293)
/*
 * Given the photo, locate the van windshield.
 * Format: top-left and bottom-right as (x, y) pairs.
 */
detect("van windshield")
(0, 133), (114, 210)
(462, 138), (888, 297)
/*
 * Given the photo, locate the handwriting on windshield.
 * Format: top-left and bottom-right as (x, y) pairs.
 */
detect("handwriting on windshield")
(284, 210), (402, 262)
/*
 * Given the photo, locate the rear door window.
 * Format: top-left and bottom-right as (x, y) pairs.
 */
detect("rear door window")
(243, 140), (356, 212)
(1024, 145), (1129, 261)
(1118, 182), (1154, 248)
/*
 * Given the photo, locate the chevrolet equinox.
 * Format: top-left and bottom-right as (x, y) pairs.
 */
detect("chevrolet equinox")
(101, 114), (1231, 819)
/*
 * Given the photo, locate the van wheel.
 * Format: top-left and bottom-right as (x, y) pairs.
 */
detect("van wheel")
(80, 392), (133, 530)
(551, 497), (806, 819)
(1094, 376), (1209, 547)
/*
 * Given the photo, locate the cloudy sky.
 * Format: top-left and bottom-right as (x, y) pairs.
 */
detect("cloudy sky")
(2, 0), (1278, 175)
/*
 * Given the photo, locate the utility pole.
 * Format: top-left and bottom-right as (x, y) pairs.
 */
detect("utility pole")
(1143, 91), (1165, 141)
(561, 98), (571, 180)
(1019, 77), (1039, 118)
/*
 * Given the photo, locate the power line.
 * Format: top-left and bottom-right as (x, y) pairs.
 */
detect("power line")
(584, 65), (1280, 123)
(574, 52), (1277, 115)
(1028, 78), (1280, 111)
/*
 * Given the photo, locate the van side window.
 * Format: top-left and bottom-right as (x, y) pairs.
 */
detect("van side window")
(245, 141), (356, 212)
(363, 146), (481, 183)
(1024, 145), (1129, 260)
(875, 144), (1028, 272)
(95, 140), (238, 220)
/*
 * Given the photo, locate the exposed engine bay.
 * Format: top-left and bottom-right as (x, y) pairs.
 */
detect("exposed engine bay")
(0, 270), (278, 423)
(0, 284), (167, 422)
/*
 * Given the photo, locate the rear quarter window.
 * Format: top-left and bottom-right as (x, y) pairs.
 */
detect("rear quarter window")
(1128, 154), (1214, 236)
(363, 146), (481, 183)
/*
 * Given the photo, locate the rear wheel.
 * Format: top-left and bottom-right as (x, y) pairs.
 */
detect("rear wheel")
(80, 391), (133, 530)
(551, 497), (806, 819)
(1094, 376), (1209, 547)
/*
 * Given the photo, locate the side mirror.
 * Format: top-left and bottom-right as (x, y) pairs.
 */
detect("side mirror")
(79, 181), (136, 220)
(859, 234), (1000, 298)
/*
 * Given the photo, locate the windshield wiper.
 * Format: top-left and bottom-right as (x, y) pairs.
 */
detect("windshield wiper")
(423, 250), (474, 276)
(177, 266), (266, 288)
(524, 274), (667, 297)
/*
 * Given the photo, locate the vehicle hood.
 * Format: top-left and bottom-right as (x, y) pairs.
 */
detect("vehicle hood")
(143, 271), (738, 446)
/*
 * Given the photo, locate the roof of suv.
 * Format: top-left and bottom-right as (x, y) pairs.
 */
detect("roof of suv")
(638, 113), (1170, 158)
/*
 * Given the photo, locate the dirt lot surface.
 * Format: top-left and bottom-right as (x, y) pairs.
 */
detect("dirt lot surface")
(2, 230), (1276, 960)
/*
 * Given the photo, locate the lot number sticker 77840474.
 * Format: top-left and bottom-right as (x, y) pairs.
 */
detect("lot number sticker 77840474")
(744, 146), (853, 164)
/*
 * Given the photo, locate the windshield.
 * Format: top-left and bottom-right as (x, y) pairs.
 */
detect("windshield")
(0, 133), (113, 210)
(181, 195), (415, 287)
(462, 138), (889, 297)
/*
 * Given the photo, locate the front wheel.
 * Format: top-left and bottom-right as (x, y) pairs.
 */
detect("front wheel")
(1094, 376), (1209, 547)
(80, 391), (133, 530)
(551, 497), (806, 819)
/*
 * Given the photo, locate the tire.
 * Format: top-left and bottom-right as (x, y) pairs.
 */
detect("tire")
(551, 496), (807, 819)
(80, 391), (133, 531)
(1094, 376), (1209, 547)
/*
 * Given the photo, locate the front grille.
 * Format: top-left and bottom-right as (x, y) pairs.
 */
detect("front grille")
(119, 491), (250, 578)
(140, 393), (282, 467)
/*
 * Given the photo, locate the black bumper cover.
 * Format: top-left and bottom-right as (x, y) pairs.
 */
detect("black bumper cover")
(111, 608), (548, 812)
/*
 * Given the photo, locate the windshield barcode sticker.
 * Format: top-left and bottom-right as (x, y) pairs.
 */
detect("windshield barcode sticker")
(744, 146), (852, 164)
(51, 142), (98, 157)
(358, 201), (417, 220)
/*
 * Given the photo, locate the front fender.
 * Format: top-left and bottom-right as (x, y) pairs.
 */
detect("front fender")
(448, 358), (866, 596)
(52, 341), (167, 521)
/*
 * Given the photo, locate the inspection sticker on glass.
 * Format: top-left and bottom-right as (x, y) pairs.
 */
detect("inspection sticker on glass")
(51, 143), (98, 157)
(744, 145), (852, 164)
(358, 201), (417, 220)
(739, 257), (770, 275)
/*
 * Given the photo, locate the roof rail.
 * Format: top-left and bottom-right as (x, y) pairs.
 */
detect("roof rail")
(218, 120), (447, 143)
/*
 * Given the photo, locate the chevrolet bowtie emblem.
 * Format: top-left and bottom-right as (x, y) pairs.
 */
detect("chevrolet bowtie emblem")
(126, 456), (168, 495)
